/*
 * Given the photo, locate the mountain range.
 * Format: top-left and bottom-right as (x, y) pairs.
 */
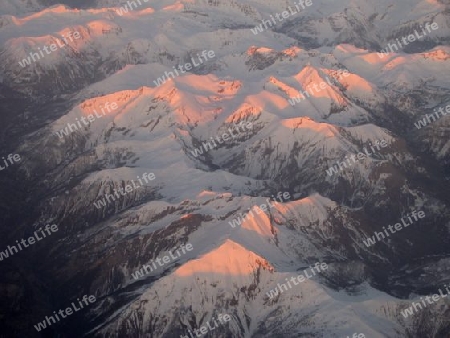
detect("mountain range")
(0, 0), (449, 337)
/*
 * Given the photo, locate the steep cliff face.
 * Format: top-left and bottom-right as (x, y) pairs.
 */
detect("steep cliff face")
(1, 0), (450, 337)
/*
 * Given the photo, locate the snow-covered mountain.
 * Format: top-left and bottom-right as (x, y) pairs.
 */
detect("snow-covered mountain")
(0, 0), (449, 337)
